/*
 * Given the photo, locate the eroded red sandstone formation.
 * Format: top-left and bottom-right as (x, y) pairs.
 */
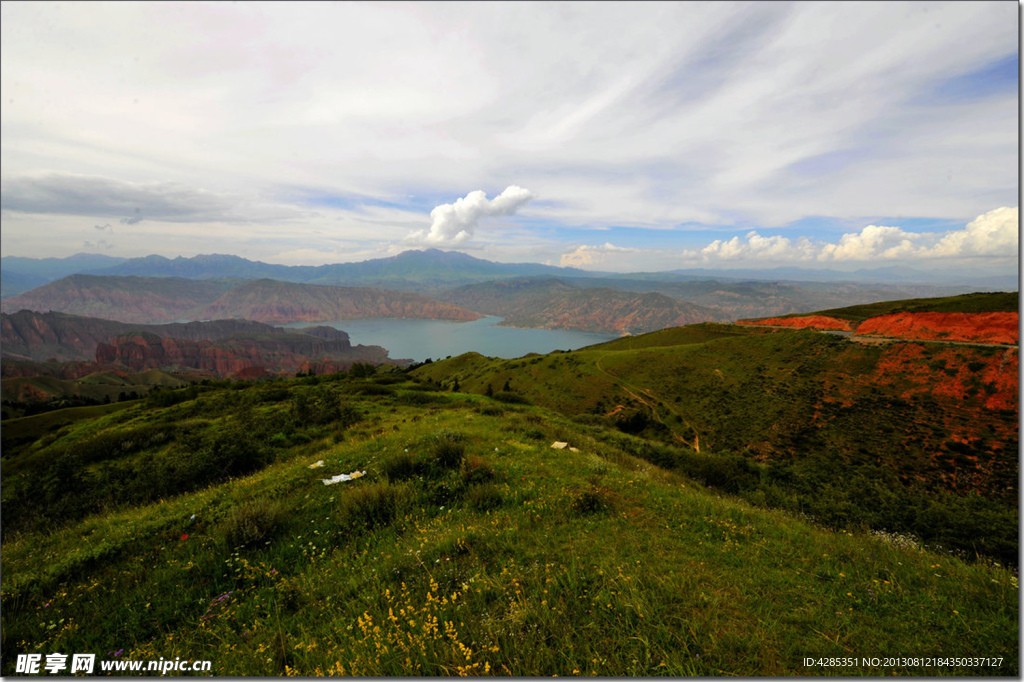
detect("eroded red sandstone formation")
(738, 315), (854, 331)
(95, 331), (392, 377)
(854, 312), (1018, 345)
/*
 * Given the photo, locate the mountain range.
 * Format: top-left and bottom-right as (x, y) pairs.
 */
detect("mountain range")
(0, 250), (586, 297)
(3, 249), (1016, 300)
(2, 250), (1003, 335)
(1, 275), (481, 325)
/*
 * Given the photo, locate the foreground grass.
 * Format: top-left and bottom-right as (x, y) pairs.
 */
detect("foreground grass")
(1, 381), (1017, 676)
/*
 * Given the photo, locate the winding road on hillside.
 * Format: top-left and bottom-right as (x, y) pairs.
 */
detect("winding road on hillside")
(729, 323), (1019, 349)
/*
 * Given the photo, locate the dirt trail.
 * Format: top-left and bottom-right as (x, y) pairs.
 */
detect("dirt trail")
(594, 354), (703, 451)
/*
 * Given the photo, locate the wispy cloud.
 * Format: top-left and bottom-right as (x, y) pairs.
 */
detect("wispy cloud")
(0, 172), (304, 224)
(0, 2), (1016, 270)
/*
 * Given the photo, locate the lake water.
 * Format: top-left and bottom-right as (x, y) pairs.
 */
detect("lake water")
(283, 316), (617, 362)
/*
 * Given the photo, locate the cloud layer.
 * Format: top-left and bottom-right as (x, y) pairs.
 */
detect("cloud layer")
(406, 186), (534, 245)
(0, 172), (302, 224)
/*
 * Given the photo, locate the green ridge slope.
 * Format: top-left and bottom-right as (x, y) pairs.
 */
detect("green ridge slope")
(1, 374), (1017, 676)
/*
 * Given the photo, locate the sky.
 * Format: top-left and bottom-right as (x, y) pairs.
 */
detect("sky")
(0, 1), (1019, 275)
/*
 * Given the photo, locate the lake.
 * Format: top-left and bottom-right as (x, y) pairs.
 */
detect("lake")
(283, 316), (617, 362)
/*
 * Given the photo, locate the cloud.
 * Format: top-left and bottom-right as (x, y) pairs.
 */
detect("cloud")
(406, 186), (533, 245)
(565, 207), (1019, 270)
(93, 223), (113, 231)
(817, 225), (918, 262)
(0, 4), (1016, 265)
(560, 243), (636, 269)
(83, 239), (114, 251)
(702, 232), (818, 261)
(0, 172), (303, 224)
(929, 206), (1018, 257)
(121, 209), (144, 225)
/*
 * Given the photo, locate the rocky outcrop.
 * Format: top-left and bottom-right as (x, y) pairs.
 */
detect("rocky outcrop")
(855, 312), (1018, 345)
(2, 311), (357, 363)
(94, 330), (391, 377)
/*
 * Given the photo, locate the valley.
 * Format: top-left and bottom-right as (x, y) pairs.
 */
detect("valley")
(0, 255), (1018, 676)
(4, 3), (1017, 676)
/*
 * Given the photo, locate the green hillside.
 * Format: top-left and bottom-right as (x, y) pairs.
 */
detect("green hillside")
(1, 371), (188, 406)
(412, 327), (1019, 564)
(589, 322), (769, 351)
(1, 371), (1017, 676)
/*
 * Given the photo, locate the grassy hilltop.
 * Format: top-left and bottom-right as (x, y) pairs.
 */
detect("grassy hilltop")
(0, 295), (1018, 676)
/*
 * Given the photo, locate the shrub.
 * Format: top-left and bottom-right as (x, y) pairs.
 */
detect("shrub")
(354, 384), (394, 396)
(523, 428), (546, 441)
(571, 487), (610, 515)
(337, 481), (413, 529)
(494, 391), (530, 405)
(432, 430), (466, 469)
(468, 483), (503, 512)
(222, 500), (285, 549)
(477, 404), (505, 417)
(461, 455), (496, 485)
(398, 391), (449, 405)
(422, 478), (464, 506)
(380, 451), (425, 481)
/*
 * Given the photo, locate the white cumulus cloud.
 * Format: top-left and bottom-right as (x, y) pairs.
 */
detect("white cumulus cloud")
(701, 231), (818, 261)
(818, 224), (919, 262)
(560, 243), (636, 268)
(406, 186), (533, 245)
(929, 206), (1019, 258)
(562, 206), (1018, 271)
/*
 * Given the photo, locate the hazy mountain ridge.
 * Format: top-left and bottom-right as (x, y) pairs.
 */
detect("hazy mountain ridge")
(4, 248), (1013, 298)
(2, 275), (483, 325)
(197, 278), (482, 325)
(440, 278), (726, 334)
(0, 275), (238, 323)
(3, 250), (1014, 337)
(1, 249), (592, 295)
(475, 276), (972, 323)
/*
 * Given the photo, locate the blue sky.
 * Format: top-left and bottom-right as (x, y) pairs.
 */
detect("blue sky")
(0, 1), (1018, 275)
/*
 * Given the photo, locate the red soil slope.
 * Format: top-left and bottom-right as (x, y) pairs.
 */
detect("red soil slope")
(855, 312), (1018, 345)
(738, 315), (853, 331)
